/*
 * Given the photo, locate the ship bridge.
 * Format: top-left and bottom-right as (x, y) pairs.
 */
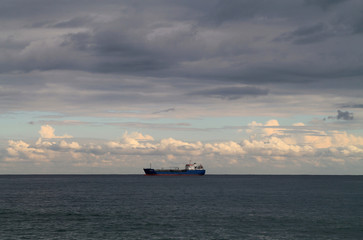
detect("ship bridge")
(185, 163), (204, 170)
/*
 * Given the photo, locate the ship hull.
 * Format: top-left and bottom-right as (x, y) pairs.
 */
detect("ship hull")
(144, 168), (205, 176)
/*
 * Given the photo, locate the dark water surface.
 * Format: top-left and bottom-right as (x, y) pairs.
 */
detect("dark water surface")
(0, 175), (362, 239)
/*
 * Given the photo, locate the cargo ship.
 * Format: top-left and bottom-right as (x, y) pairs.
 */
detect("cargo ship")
(144, 162), (205, 176)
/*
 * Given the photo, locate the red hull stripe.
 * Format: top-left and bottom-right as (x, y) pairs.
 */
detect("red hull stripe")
(144, 174), (204, 176)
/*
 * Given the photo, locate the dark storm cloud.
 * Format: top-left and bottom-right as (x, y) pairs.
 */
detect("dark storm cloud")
(337, 110), (354, 120)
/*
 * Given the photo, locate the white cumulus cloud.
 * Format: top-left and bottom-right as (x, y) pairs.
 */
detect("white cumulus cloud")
(39, 125), (73, 139)
(2, 123), (363, 173)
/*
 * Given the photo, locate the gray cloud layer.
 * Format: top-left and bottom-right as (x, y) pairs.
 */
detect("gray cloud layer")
(0, 0), (363, 115)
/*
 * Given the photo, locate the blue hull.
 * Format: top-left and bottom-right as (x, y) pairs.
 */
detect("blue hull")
(144, 168), (205, 176)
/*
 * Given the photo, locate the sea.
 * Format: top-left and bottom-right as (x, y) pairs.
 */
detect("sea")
(0, 175), (362, 239)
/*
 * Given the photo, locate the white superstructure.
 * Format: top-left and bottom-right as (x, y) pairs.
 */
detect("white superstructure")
(185, 163), (204, 170)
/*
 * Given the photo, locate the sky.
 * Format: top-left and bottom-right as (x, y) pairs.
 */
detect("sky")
(1, 0), (363, 174)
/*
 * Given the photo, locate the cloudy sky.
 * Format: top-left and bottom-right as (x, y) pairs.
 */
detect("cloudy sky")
(1, 0), (363, 174)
